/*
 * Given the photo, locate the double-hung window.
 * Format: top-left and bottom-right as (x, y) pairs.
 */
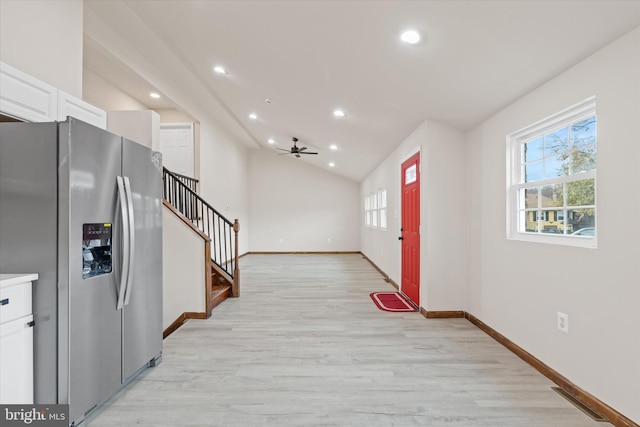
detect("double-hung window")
(364, 195), (372, 227)
(364, 189), (387, 230)
(371, 192), (378, 228)
(378, 188), (387, 230)
(507, 97), (596, 247)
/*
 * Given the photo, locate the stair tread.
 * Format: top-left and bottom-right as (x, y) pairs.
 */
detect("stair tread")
(211, 285), (231, 294)
(210, 285), (231, 311)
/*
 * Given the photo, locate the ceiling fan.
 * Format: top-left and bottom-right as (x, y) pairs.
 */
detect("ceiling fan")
(275, 137), (318, 158)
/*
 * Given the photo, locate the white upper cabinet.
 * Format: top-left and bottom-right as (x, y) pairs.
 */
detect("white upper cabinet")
(0, 62), (57, 122)
(57, 90), (107, 129)
(0, 62), (106, 129)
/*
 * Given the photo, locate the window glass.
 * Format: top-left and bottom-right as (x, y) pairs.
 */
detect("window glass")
(543, 155), (564, 179)
(525, 161), (543, 182)
(567, 178), (595, 206)
(524, 187), (538, 208)
(545, 127), (569, 155)
(572, 117), (596, 147)
(405, 164), (417, 184)
(524, 137), (543, 162)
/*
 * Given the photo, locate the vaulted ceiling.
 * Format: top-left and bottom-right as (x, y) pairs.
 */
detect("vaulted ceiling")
(84, 1), (640, 182)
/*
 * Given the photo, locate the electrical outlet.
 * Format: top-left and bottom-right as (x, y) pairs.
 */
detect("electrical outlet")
(557, 312), (569, 333)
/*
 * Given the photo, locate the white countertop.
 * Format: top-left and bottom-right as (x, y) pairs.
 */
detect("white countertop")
(0, 274), (39, 289)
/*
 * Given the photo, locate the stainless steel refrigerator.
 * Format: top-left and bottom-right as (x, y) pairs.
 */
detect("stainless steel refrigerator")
(0, 118), (163, 425)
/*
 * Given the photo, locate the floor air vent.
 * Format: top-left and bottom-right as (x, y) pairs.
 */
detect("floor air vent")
(551, 387), (608, 422)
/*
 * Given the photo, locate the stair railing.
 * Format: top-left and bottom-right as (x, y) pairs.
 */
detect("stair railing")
(163, 167), (239, 296)
(170, 170), (199, 194)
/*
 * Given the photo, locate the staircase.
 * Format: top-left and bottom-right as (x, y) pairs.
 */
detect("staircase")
(163, 168), (239, 317)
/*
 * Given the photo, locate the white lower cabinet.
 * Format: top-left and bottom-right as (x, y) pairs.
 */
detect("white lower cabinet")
(0, 314), (34, 403)
(0, 273), (37, 404)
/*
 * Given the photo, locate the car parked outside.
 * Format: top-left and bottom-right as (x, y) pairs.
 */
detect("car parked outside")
(571, 227), (595, 236)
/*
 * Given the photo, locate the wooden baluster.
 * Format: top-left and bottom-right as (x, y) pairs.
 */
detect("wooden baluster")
(233, 219), (240, 297)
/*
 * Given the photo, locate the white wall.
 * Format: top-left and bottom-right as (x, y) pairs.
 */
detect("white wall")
(198, 121), (249, 253)
(162, 206), (206, 329)
(466, 28), (640, 423)
(423, 121), (468, 310)
(361, 119), (467, 310)
(83, 68), (148, 111)
(248, 148), (360, 252)
(0, 0), (83, 98)
(156, 109), (194, 123)
(107, 110), (160, 151)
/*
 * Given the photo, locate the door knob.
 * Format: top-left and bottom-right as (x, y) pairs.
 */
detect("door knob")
(398, 236), (404, 240)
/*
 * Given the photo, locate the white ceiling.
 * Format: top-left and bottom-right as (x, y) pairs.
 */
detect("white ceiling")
(84, 0), (640, 182)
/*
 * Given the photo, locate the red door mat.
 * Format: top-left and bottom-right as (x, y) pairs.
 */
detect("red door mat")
(370, 292), (417, 312)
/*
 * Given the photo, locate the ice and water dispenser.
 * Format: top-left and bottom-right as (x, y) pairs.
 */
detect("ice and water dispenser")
(82, 223), (112, 279)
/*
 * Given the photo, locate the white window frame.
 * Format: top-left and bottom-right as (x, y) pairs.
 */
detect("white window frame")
(507, 97), (597, 248)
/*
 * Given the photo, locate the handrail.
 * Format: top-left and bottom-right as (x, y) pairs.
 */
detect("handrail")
(171, 170), (199, 193)
(163, 167), (237, 281)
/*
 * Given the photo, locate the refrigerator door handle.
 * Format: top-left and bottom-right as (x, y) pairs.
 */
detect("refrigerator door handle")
(116, 176), (130, 310)
(123, 176), (136, 306)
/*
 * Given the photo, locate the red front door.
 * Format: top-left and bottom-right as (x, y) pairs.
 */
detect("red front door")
(401, 152), (420, 306)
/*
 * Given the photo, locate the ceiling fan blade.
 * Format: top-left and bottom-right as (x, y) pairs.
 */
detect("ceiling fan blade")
(295, 153), (301, 158)
(300, 151), (318, 155)
(275, 148), (290, 152)
(276, 152), (290, 156)
(299, 147), (307, 151)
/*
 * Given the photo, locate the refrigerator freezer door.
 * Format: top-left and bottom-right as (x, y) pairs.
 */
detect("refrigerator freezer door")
(0, 122), (59, 403)
(121, 139), (163, 381)
(59, 119), (123, 423)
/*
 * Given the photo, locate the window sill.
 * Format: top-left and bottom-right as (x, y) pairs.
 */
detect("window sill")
(507, 232), (597, 249)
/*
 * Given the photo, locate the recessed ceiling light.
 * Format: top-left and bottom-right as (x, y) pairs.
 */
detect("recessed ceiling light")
(333, 109), (346, 118)
(213, 66), (227, 74)
(329, 144), (338, 151)
(249, 113), (258, 120)
(149, 93), (160, 99)
(268, 138), (275, 144)
(400, 29), (421, 44)
(329, 162), (335, 168)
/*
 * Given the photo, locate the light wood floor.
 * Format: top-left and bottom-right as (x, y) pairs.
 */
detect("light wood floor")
(88, 253), (609, 426)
